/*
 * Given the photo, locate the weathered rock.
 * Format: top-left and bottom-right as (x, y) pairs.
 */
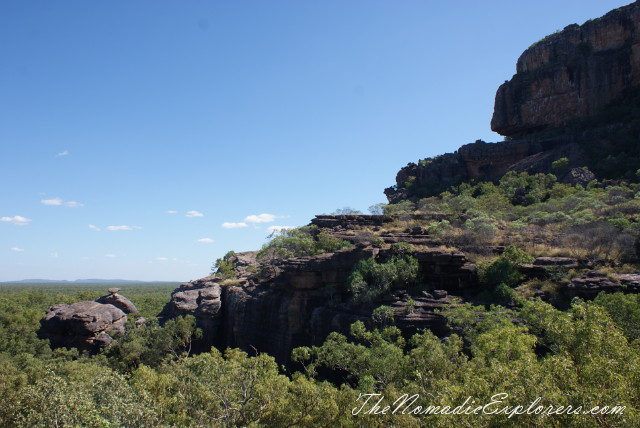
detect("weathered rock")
(492, 2), (640, 137)
(96, 291), (138, 314)
(533, 257), (579, 268)
(38, 301), (127, 353)
(384, 138), (576, 202)
(566, 271), (640, 298)
(311, 214), (392, 229)
(159, 246), (478, 364)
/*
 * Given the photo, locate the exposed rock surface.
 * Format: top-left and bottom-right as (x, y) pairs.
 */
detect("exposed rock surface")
(567, 271), (640, 297)
(38, 289), (139, 353)
(492, 1), (640, 137)
(384, 138), (580, 202)
(386, 3), (639, 202)
(311, 214), (392, 229)
(95, 289), (138, 314)
(159, 246), (476, 364)
(38, 301), (127, 353)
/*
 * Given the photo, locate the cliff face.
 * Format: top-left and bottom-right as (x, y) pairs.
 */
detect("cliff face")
(384, 137), (578, 203)
(159, 224), (478, 364)
(492, 1), (640, 137)
(386, 3), (640, 202)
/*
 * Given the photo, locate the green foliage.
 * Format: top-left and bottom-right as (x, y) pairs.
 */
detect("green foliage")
(212, 250), (237, 279)
(552, 157), (570, 175)
(105, 315), (202, 371)
(347, 245), (420, 304)
(332, 207), (362, 214)
(372, 305), (395, 327)
(502, 244), (535, 264)
(256, 225), (353, 263)
(368, 203), (386, 215)
(479, 257), (523, 288)
(594, 292), (640, 342)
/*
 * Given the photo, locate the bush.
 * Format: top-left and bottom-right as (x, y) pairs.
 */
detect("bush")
(502, 245), (534, 264)
(347, 245), (419, 303)
(257, 226), (353, 263)
(372, 306), (395, 327)
(212, 251), (237, 279)
(479, 257), (523, 288)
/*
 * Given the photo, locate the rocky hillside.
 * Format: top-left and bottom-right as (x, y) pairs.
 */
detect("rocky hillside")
(39, 3), (640, 370)
(386, 1), (640, 202)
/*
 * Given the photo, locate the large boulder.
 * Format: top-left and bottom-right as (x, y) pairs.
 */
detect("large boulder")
(38, 300), (127, 353)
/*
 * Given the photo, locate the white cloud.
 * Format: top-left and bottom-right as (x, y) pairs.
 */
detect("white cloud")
(156, 257), (169, 261)
(105, 254), (116, 258)
(50, 252), (59, 258)
(41, 197), (63, 206)
(167, 210), (177, 214)
(1, 215), (32, 226)
(11, 247), (24, 252)
(41, 197), (83, 207)
(244, 213), (277, 224)
(106, 225), (142, 231)
(56, 150), (68, 157)
(197, 238), (214, 243)
(266, 225), (296, 235)
(222, 222), (248, 229)
(81, 256), (92, 260)
(186, 210), (204, 218)
(88, 224), (101, 231)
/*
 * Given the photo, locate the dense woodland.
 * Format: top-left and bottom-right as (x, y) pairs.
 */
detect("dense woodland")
(2, 170), (640, 427)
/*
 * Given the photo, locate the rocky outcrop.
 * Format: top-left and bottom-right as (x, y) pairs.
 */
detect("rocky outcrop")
(38, 290), (139, 353)
(566, 271), (640, 298)
(384, 137), (578, 202)
(95, 288), (138, 314)
(159, 247), (477, 364)
(38, 301), (127, 353)
(311, 214), (392, 229)
(492, 1), (640, 137)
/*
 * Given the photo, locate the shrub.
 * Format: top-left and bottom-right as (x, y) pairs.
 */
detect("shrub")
(372, 306), (395, 327)
(347, 245), (419, 303)
(502, 245), (534, 264)
(552, 157), (570, 176)
(256, 226), (353, 263)
(479, 257), (523, 288)
(212, 251), (237, 279)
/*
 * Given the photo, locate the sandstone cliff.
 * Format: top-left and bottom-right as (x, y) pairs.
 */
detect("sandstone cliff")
(386, 2), (640, 202)
(492, 1), (640, 137)
(158, 222), (478, 364)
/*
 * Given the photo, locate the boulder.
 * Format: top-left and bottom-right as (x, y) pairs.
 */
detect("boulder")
(38, 301), (127, 353)
(95, 289), (138, 314)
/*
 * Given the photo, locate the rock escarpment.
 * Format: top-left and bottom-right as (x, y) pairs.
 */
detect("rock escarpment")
(384, 138), (579, 203)
(159, 234), (477, 364)
(492, 1), (640, 137)
(38, 289), (138, 353)
(386, 2), (640, 202)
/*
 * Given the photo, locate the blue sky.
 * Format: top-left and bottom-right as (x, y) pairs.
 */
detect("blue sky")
(0, 0), (631, 281)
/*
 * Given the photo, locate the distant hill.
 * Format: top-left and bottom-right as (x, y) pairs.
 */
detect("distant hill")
(1, 279), (180, 284)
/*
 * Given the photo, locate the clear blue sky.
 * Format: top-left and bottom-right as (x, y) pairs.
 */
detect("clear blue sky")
(0, 0), (631, 281)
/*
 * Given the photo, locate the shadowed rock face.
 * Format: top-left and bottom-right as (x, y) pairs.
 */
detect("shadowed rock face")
(492, 1), (640, 137)
(38, 290), (139, 353)
(38, 301), (127, 353)
(159, 246), (477, 364)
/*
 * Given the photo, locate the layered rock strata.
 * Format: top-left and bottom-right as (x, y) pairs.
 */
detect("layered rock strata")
(492, 1), (640, 137)
(159, 246), (476, 364)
